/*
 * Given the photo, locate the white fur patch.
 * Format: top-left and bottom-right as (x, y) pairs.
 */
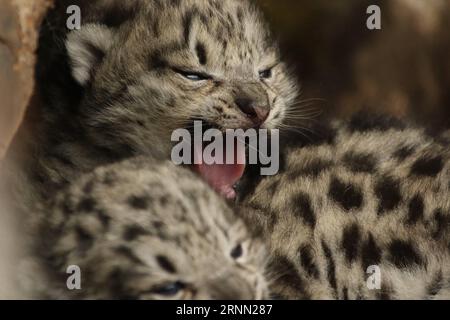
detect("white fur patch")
(66, 24), (114, 85)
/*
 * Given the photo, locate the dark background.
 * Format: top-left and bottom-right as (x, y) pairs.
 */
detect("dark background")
(259, 0), (450, 128)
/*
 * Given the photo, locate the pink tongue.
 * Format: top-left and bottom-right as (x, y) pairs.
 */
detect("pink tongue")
(194, 138), (246, 200)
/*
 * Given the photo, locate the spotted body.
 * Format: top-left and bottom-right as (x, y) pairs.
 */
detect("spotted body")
(238, 114), (450, 299)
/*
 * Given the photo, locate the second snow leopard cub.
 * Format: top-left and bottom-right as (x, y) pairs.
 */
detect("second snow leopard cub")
(35, 157), (267, 299)
(25, 0), (297, 202)
(237, 114), (450, 299)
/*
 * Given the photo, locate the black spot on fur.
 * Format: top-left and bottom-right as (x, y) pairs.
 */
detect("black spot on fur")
(123, 225), (150, 241)
(361, 234), (382, 269)
(343, 152), (377, 173)
(152, 221), (164, 229)
(82, 180), (94, 194)
(159, 195), (169, 207)
(375, 176), (402, 214)
(237, 7), (244, 21)
(76, 197), (96, 212)
(433, 209), (449, 240)
(291, 193), (316, 228)
(96, 209), (110, 228)
(411, 155), (444, 177)
(60, 196), (74, 215)
(149, 52), (167, 70)
(169, 0), (181, 7)
(427, 271), (443, 297)
(328, 177), (363, 211)
(267, 255), (310, 299)
(183, 10), (194, 42)
(342, 224), (361, 264)
(388, 239), (424, 268)
(195, 42), (207, 65)
(342, 287), (349, 300)
(393, 145), (416, 160)
(75, 226), (94, 251)
(377, 284), (393, 300)
(321, 240), (337, 297)
(348, 112), (405, 133)
(406, 195), (424, 224)
(127, 195), (149, 210)
(213, 105), (223, 113)
(299, 245), (320, 279)
(156, 255), (177, 274)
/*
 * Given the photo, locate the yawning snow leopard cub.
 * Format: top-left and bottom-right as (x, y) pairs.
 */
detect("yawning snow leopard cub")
(20, 0), (297, 204)
(237, 114), (450, 299)
(34, 157), (267, 299)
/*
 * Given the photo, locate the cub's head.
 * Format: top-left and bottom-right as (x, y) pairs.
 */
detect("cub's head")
(66, 0), (298, 159)
(48, 157), (268, 299)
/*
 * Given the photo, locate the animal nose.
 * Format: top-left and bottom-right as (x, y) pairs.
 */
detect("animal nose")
(235, 98), (270, 125)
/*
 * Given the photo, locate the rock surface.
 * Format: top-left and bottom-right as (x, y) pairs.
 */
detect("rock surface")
(0, 0), (53, 298)
(0, 0), (53, 160)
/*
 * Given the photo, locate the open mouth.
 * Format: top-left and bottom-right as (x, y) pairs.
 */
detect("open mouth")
(186, 120), (247, 200)
(193, 137), (246, 200)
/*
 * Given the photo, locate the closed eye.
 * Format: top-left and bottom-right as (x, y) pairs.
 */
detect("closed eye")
(173, 68), (212, 81)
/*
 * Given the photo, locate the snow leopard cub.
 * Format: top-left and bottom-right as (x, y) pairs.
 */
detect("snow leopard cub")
(237, 114), (450, 300)
(26, 0), (297, 200)
(36, 157), (267, 299)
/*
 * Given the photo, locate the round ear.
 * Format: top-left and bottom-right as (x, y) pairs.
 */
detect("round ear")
(66, 24), (115, 86)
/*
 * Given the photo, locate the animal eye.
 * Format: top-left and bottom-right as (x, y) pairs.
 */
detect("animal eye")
(231, 244), (243, 259)
(259, 68), (272, 79)
(152, 281), (186, 296)
(174, 68), (211, 81)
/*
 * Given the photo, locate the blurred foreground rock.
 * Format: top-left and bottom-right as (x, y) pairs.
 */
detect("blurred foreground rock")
(0, 0), (53, 160)
(0, 0), (53, 299)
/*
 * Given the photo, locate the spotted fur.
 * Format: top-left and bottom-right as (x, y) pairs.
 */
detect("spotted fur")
(238, 114), (450, 299)
(35, 157), (267, 299)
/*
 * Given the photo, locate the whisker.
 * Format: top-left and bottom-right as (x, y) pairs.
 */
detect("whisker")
(291, 97), (327, 104)
(235, 137), (267, 159)
(277, 126), (314, 141)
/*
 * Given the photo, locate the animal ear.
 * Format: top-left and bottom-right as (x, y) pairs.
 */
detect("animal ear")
(66, 24), (115, 86)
